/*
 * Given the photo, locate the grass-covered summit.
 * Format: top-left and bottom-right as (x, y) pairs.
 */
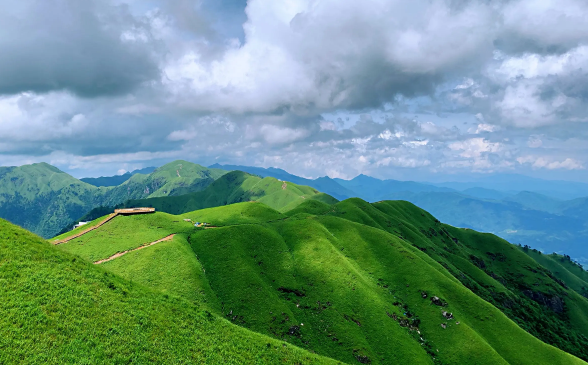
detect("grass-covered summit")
(52, 198), (588, 364)
(0, 218), (340, 364)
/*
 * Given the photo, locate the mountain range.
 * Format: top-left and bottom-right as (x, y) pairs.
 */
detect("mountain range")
(0, 161), (227, 238)
(7, 196), (588, 363)
(1, 160), (586, 267)
(2, 160), (588, 363)
(211, 164), (588, 267)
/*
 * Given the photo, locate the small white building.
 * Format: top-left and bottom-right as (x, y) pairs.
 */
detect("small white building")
(73, 221), (89, 230)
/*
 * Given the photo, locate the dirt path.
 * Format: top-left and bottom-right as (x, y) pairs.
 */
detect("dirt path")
(94, 234), (176, 265)
(53, 213), (118, 245)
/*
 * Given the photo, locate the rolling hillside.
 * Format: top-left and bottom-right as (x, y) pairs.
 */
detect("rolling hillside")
(0, 161), (227, 238)
(0, 218), (340, 364)
(53, 199), (588, 364)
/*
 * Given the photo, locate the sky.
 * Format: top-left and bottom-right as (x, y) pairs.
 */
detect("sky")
(1, 0), (588, 182)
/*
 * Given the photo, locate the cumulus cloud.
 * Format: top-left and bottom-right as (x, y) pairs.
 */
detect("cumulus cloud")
(0, 0), (159, 97)
(1, 0), (588, 181)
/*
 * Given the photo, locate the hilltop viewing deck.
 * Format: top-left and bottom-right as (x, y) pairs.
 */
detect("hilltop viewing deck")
(114, 208), (156, 215)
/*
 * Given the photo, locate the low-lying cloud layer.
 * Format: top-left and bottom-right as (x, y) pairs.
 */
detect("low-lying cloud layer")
(1, 0), (587, 181)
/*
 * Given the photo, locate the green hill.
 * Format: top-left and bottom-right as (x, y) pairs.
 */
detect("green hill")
(53, 199), (588, 364)
(119, 170), (338, 214)
(0, 161), (227, 238)
(100, 160), (227, 205)
(0, 218), (341, 364)
(0, 163), (108, 238)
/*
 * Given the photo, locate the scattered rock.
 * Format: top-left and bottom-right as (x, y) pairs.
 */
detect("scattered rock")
(469, 254), (486, 269)
(277, 287), (306, 297)
(288, 326), (301, 336)
(441, 323), (447, 329)
(442, 311), (454, 320)
(456, 322), (460, 325)
(431, 296), (447, 306)
(522, 290), (565, 314)
(356, 355), (371, 364)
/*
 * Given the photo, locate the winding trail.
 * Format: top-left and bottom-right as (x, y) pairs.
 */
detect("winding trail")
(94, 234), (176, 265)
(52, 213), (118, 245)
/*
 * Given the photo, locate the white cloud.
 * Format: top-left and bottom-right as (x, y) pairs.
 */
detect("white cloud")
(259, 124), (309, 145)
(517, 156), (584, 170)
(449, 138), (502, 158)
(527, 135), (543, 148)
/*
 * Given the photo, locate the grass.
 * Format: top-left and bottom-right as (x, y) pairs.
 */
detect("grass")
(181, 202), (285, 226)
(101, 235), (217, 307)
(58, 212), (196, 262)
(187, 211), (583, 365)
(0, 219), (341, 364)
(44, 198), (588, 364)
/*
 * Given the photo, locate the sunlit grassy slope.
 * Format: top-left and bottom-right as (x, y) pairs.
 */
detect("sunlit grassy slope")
(55, 198), (588, 364)
(58, 212), (194, 262)
(0, 219), (341, 365)
(121, 170), (338, 214)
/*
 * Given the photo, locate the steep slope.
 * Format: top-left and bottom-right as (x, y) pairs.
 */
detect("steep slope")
(119, 170), (338, 214)
(327, 198), (588, 360)
(0, 163), (108, 238)
(382, 191), (588, 267)
(0, 219), (340, 365)
(57, 202), (587, 364)
(521, 250), (588, 299)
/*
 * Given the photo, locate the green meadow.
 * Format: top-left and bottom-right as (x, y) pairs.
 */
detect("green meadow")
(0, 219), (340, 365)
(37, 197), (588, 364)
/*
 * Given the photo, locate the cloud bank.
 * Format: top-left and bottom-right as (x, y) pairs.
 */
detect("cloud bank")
(0, 0), (587, 181)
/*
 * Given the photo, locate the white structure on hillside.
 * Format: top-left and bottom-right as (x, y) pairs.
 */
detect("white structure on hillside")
(73, 222), (88, 230)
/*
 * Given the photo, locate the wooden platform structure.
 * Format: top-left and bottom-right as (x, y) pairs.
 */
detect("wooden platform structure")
(114, 208), (156, 215)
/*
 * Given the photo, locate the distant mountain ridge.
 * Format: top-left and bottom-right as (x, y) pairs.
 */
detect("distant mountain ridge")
(80, 167), (157, 187)
(209, 163), (588, 267)
(116, 170), (338, 215)
(0, 161), (227, 238)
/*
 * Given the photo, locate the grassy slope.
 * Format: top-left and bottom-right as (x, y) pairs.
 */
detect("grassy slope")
(188, 213), (582, 365)
(0, 219), (340, 365)
(522, 250), (588, 299)
(329, 199), (588, 360)
(101, 235), (218, 306)
(60, 201), (586, 364)
(58, 212), (195, 262)
(122, 170), (338, 215)
(52, 214), (113, 241)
